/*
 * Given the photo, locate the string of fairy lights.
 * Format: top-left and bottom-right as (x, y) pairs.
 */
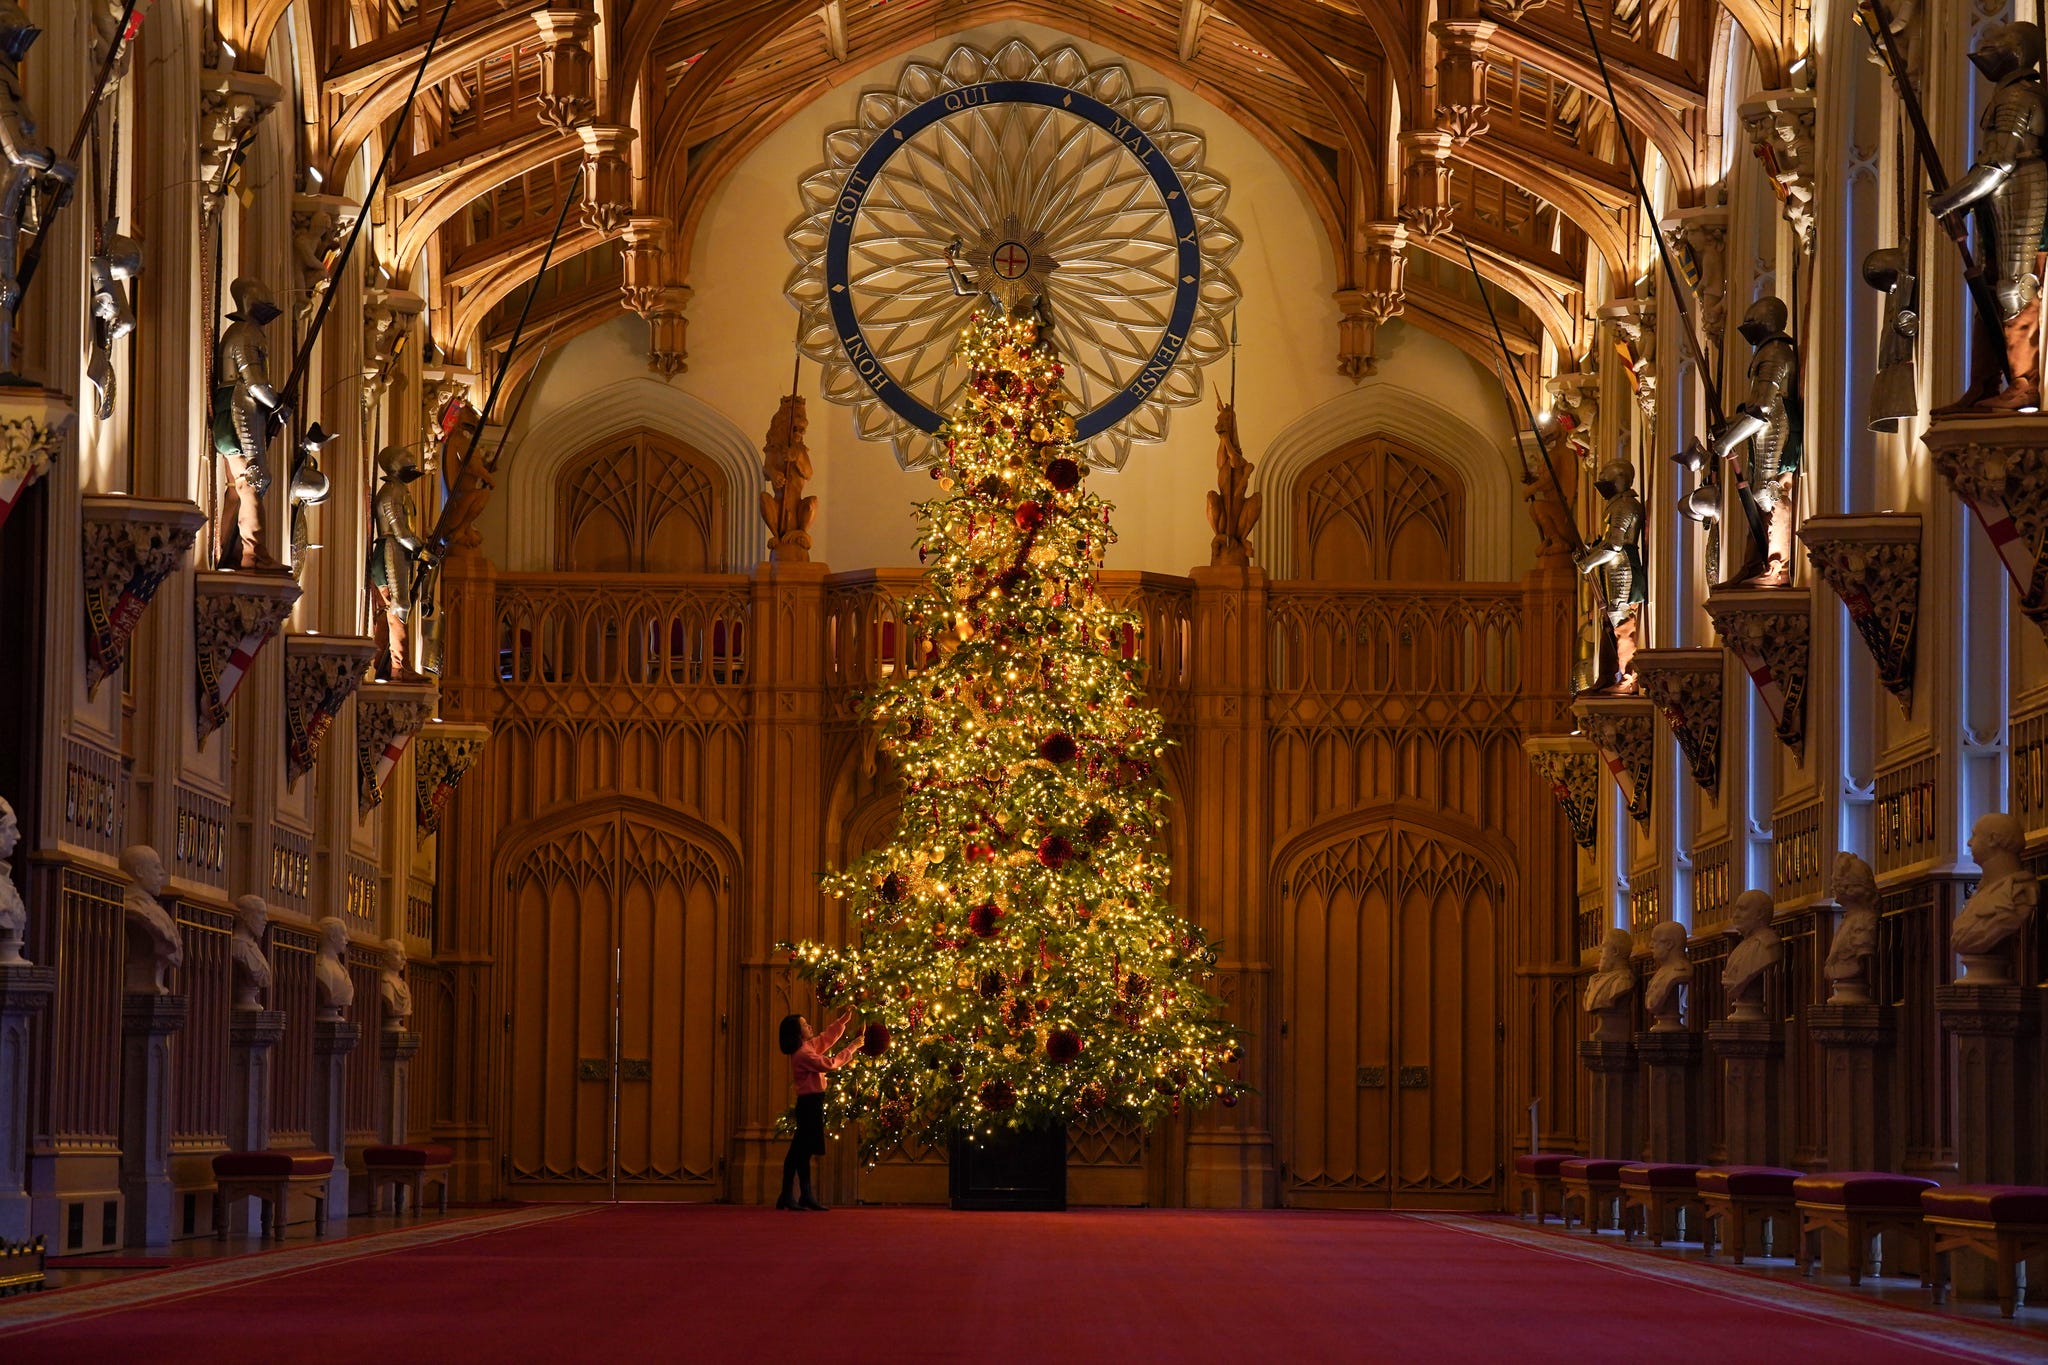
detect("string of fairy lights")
(783, 307), (1244, 1159)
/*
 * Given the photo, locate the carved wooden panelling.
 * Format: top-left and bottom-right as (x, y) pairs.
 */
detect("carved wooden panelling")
(1874, 881), (1956, 1171)
(503, 809), (729, 1196)
(170, 903), (234, 1150)
(268, 924), (319, 1148)
(172, 786), (230, 888)
(1293, 438), (1464, 582)
(555, 430), (724, 573)
(1773, 801), (1824, 902)
(29, 869), (123, 1146)
(344, 946), (384, 1141)
(269, 827), (311, 916)
(61, 740), (123, 856)
(1278, 825), (1499, 1207)
(1875, 754), (1938, 874)
(1693, 840), (1733, 931)
(495, 577), (750, 694)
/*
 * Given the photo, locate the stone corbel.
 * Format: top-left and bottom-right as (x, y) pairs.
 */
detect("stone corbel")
(1799, 513), (1921, 714)
(291, 194), (358, 323)
(1630, 648), (1726, 800)
(194, 571), (301, 744)
(1397, 132), (1457, 243)
(1572, 696), (1656, 825)
(1521, 734), (1599, 848)
(413, 720), (492, 836)
(1704, 588), (1811, 762)
(420, 364), (479, 459)
(531, 8), (598, 135)
(81, 495), (206, 696)
(284, 633), (378, 787)
(1922, 415), (2048, 636)
(199, 70), (283, 202)
(362, 289), (426, 410)
(1739, 90), (1817, 254)
(577, 125), (637, 239)
(0, 385), (76, 533)
(356, 681), (437, 818)
(1429, 19), (1496, 143)
(620, 216), (691, 373)
(1660, 206), (1729, 352)
(1593, 296), (1655, 428)
(1335, 223), (1407, 382)
(1545, 371), (1600, 468)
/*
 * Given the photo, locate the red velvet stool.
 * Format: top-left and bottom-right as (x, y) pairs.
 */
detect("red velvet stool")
(1698, 1166), (1802, 1264)
(1513, 1153), (1572, 1224)
(1921, 1184), (2048, 1318)
(362, 1143), (455, 1216)
(1793, 1172), (1937, 1286)
(212, 1151), (334, 1241)
(1560, 1158), (1628, 1233)
(1620, 1163), (1705, 1246)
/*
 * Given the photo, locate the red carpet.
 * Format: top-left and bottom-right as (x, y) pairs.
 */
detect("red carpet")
(0, 1206), (2032, 1363)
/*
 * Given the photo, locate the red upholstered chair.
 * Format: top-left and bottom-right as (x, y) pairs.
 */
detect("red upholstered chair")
(1512, 1153), (1572, 1224)
(1697, 1166), (1802, 1264)
(1560, 1158), (1628, 1233)
(1619, 1163), (1705, 1246)
(1921, 1185), (2048, 1319)
(362, 1143), (455, 1216)
(1792, 1172), (1937, 1286)
(212, 1151), (335, 1241)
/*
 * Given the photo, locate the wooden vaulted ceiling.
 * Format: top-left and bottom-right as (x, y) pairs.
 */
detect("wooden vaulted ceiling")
(246, 0), (1792, 384)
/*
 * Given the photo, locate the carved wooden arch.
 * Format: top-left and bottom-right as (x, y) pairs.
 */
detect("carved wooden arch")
(492, 792), (744, 905)
(552, 427), (729, 574)
(1484, 24), (1698, 203)
(445, 224), (608, 341)
(1268, 800), (1520, 919)
(1453, 140), (1632, 285)
(644, 0), (825, 197)
(1292, 434), (1467, 583)
(393, 129), (576, 270)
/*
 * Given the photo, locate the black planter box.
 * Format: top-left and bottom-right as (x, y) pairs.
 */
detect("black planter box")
(948, 1124), (1067, 1210)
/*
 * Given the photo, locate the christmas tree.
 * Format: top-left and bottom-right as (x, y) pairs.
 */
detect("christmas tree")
(788, 304), (1244, 1159)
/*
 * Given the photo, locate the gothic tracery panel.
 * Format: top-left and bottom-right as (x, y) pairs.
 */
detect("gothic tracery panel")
(1294, 438), (1465, 582)
(555, 430), (725, 573)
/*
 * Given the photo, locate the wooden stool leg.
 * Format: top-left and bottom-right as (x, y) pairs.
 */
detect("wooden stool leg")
(1798, 1217), (1816, 1277)
(314, 1186), (327, 1237)
(1847, 1218), (1866, 1286)
(215, 1189), (230, 1241)
(1997, 1232), (2019, 1319)
(261, 1193), (276, 1242)
(438, 1174), (449, 1214)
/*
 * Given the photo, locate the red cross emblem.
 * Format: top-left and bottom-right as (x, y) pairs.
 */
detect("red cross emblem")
(992, 242), (1031, 279)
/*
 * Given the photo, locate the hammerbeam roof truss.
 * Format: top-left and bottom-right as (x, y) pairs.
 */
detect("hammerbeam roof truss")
(282, 0), (1742, 369)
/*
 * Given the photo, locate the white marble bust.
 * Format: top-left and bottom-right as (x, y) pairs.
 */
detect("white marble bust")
(229, 894), (272, 1011)
(313, 916), (354, 1021)
(1643, 920), (1692, 1032)
(119, 844), (182, 995)
(378, 938), (413, 1028)
(1953, 812), (2039, 985)
(0, 796), (26, 967)
(1824, 852), (1879, 1005)
(1583, 927), (1635, 1027)
(1722, 890), (1782, 1021)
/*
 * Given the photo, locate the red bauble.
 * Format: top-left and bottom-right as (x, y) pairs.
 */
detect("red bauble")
(1006, 997), (1034, 1030)
(966, 842), (994, 863)
(879, 872), (904, 903)
(980, 1078), (1017, 1111)
(1222, 1092), (1240, 1109)
(1124, 973), (1150, 1001)
(1039, 733), (1078, 765)
(982, 421), (998, 436)
(862, 1022), (891, 1057)
(1082, 811), (1114, 845)
(977, 969), (1005, 1000)
(1014, 501), (1045, 531)
(968, 901), (1004, 938)
(1046, 457), (1082, 491)
(1046, 1029), (1083, 1064)
(1037, 835), (1074, 869)
(1077, 1082), (1106, 1113)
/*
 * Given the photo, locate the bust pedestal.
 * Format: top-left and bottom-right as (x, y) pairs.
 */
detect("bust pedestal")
(227, 1011), (287, 1151)
(379, 1029), (420, 1144)
(1707, 1018), (1782, 1167)
(1808, 1003), (1893, 1173)
(1635, 1030), (1701, 1163)
(1577, 1036), (1637, 1159)
(0, 968), (55, 1241)
(120, 992), (189, 1247)
(1936, 986), (2038, 1185)
(311, 1021), (360, 1220)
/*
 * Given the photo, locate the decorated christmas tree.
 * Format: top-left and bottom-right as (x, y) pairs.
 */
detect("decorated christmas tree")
(787, 304), (1244, 1159)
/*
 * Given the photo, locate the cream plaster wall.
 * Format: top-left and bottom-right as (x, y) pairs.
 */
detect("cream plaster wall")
(490, 20), (1524, 578)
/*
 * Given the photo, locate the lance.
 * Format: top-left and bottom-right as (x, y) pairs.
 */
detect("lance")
(1570, 0), (1771, 556)
(1458, 234), (1587, 560)
(421, 170), (582, 564)
(1228, 311), (1239, 405)
(277, 0), (459, 416)
(12, 0), (143, 304)
(1854, 0), (2011, 383)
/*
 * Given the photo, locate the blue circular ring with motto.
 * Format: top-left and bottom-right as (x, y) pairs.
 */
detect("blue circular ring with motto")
(823, 80), (1202, 441)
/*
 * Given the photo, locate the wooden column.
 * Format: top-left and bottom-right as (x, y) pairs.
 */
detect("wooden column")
(1182, 565), (1275, 1206)
(735, 561), (831, 1202)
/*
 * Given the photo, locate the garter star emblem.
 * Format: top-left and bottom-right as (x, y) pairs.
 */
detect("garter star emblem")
(786, 42), (1242, 469)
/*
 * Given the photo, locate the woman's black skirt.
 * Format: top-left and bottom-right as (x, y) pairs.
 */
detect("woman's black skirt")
(792, 1091), (826, 1158)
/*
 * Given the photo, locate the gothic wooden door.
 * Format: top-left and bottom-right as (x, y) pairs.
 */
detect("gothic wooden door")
(502, 807), (732, 1199)
(1278, 823), (1501, 1208)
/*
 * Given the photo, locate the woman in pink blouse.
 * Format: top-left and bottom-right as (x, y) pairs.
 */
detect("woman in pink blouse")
(776, 1008), (861, 1210)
